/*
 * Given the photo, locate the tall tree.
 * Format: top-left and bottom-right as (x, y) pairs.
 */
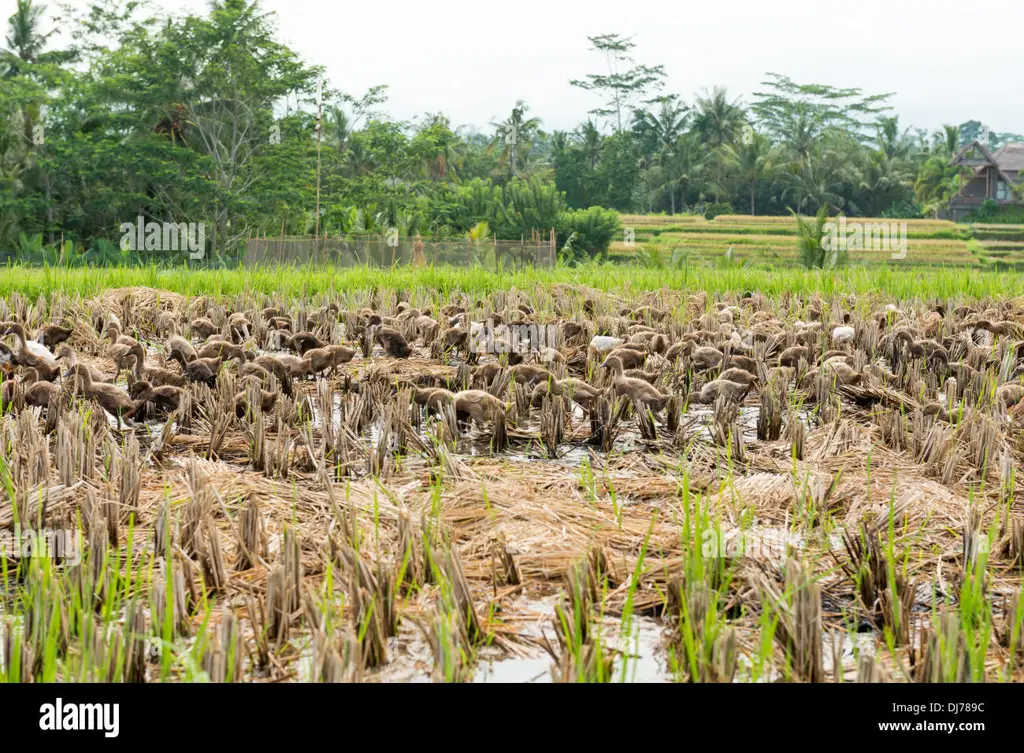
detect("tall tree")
(570, 33), (665, 133)
(491, 100), (542, 178)
(724, 131), (774, 215)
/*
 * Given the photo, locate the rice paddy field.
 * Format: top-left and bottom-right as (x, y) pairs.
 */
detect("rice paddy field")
(613, 214), (1024, 270)
(1, 263), (1024, 684)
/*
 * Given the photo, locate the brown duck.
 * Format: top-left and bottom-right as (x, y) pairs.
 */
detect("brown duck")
(375, 327), (412, 358)
(65, 363), (135, 426)
(600, 355), (670, 412)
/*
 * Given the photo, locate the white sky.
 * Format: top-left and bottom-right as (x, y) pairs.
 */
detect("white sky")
(38, 0), (1024, 136)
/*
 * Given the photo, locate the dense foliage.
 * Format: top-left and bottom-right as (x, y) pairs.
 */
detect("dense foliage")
(1, 1), (1020, 262)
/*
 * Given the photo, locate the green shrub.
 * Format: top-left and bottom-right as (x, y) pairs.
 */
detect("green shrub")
(557, 206), (620, 257)
(703, 202), (734, 220)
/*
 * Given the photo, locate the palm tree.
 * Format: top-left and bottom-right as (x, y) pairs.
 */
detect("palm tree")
(691, 87), (746, 147)
(932, 124), (960, 157)
(634, 97), (689, 158)
(491, 100), (542, 178)
(417, 112), (464, 180)
(323, 106), (350, 157)
(2, 0), (55, 77)
(875, 116), (913, 161)
(664, 132), (705, 213)
(577, 120), (603, 170)
(691, 88), (745, 201)
(342, 133), (376, 177)
(723, 131), (774, 215)
(779, 151), (846, 214)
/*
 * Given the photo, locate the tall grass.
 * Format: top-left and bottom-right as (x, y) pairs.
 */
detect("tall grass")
(2, 261), (1022, 300)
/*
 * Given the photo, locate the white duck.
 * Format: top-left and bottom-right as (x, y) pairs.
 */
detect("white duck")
(589, 335), (624, 354)
(831, 325), (856, 346)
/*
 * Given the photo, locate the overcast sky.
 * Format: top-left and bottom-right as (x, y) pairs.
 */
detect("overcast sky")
(45, 0), (1024, 136)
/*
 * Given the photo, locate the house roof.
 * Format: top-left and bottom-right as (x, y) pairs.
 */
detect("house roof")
(991, 143), (1024, 173)
(951, 140), (1023, 184)
(951, 140), (998, 166)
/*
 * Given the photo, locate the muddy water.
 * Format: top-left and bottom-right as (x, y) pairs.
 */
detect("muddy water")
(473, 596), (672, 683)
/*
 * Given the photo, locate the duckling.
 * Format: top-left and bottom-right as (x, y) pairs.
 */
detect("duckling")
(600, 355), (669, 412)
(253, 355), (296, 394)
(440, 326), (470, 353)
(197, 339), (249, 363)
(997, 383), (1024, 409)
(129, 380), (183, 414)
(167, 335), (198, 369)
(766, 366), (795, 388)
(410, 386), (456, 414)
(974, 319), (1024, 340)
(471, 362), (503, 389)
(38, 323), (73, 349)
(718, 367), (758, 387)
(154, 310), (176, 337)
(623, 368), (659, 384)
(679, 342), (724, 371)
(693, 379), (751, 405)
(189, 317), (218, 340)
(414, 315), (441, 343)
(607, 346), (647, 370)
(824, 361), (863, 385)
(64, 363), (135, 427)
(509, 363), (554, 388)
(536, 347), (565, 366)
(891, 330), (949, 364)
(722, 352), (757, 373)
(136, 356), (187, 388)
(3, 323), (58, 377)
(104, 322), (143, 355)
(108, 341), (145, 381)
(302, 344), (356, 378)
(185, 357), (222, 387)
(922, 402), (953, 422)
(276, 353), (311, 377)
(22, 367), (59, 408)
(228, 313), (251, 342)
(778, 344), (813, 368)
(238, 362), (273, 387)
(288, 331), (326, 355)
(375, 327), (412, 358)
(234, 379), (278, 418)
(55, 346), (112, 384)
(530, 378), (601, 410)
(453, 389), (506, 426)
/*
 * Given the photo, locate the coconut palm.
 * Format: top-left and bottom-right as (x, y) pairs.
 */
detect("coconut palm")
(779, 150), (847, 214)
(791, 205), (845, 269)
(577, 120), (603, 170)
(633, 96), (689, 160)
(723, 131), (775, 215)
(491, 100), (543, 178)
(2, 0), (56, 77)
(875, 116), (914, 161)
(691, 87), (746, 147)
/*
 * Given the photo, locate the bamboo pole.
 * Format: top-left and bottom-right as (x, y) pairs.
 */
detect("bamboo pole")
(314, 76), (324, 243)
(278, 216), (285, 263)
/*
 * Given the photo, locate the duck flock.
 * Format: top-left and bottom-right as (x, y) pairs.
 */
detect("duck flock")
(2, 288), (1024, 449)
(2, 284), (1024, 684)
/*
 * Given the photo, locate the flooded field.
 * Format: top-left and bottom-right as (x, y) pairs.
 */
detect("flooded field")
(1, 283), (1023, 683)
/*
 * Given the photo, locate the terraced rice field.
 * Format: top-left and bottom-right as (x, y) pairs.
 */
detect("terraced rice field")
(1, 277), (1024, 684)
(614, 214), (1024, 269)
